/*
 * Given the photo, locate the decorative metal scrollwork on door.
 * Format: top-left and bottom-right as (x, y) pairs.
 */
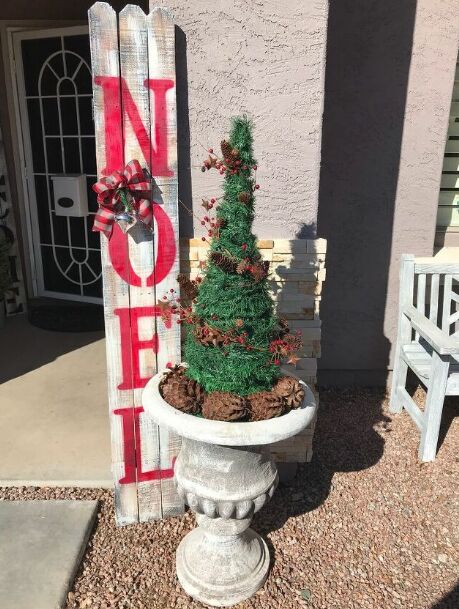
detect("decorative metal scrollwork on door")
(22, 33), (102, 300)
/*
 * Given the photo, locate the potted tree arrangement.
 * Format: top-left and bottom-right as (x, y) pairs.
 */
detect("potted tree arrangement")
(143, 117), (317, 607)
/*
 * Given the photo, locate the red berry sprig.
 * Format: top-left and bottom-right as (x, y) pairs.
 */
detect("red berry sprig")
(268, 332), (303, 365)
(200, 144), (249, 177)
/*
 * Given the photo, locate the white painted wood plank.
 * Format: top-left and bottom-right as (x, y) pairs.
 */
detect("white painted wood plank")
(147, 6), (183, 517)
(396, 387), (423, 430)
(449, 290), (459, 303)
(445, 372), (459, 394)
(403, 342), (430, 354)
(442, 274), (453, 334)
(449, 309), (459, 324)
(429, 273), (440, 325)
(414, 261), (459, 274)
(89, 1), (139, 525)
(419, 352), (449, 461)
(404, 305), (459, 354)
(389, 255), (415, 413)
(415, 273), (426, 340)
(119, 3), (162, 522)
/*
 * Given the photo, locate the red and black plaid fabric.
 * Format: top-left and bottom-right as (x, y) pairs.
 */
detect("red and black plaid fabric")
(92, 159), (153, 236)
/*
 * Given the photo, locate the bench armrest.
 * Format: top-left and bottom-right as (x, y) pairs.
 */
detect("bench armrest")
(404, 305), (459, 355)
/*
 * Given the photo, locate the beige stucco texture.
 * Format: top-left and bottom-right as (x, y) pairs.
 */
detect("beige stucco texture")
(160, 0), (328, 238)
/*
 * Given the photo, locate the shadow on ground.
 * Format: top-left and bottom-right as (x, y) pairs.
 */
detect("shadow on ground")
(430, 582), (459, 609)
(0, 315), (104, 384)
(254, 387), (389, 536)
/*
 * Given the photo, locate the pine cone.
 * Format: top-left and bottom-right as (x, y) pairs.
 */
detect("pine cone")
(177, 273), (197, 300)
(202, 392), (248, 421)
(238, 191), (251, 204)
(220, 140), (239, 164)
(195, 324), (227, 347)
(250, 261), (270, 282)
(273, 376), (305, 409)
(160, 370), (203, 414)
(236, 259), (250, 274)
(209, 251), (237, 273)
(166, 364), (186, 378)
(248, 391), (285, 421)
(278, 318), (290, 337)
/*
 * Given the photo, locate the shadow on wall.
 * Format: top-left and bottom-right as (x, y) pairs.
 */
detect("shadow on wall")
(175, 25), (193, 237)
(317, 0), (417, 387)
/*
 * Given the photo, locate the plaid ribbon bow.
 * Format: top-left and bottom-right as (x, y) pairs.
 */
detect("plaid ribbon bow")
(92, 160), (152, 236)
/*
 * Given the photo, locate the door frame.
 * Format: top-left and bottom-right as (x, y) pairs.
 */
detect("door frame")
(9, 25), (102, 304)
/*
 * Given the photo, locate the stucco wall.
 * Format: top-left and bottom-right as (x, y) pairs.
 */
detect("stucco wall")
(154, 0), (328, 238)
(384, 0), (459, 375)
(318, 0), (459, 385)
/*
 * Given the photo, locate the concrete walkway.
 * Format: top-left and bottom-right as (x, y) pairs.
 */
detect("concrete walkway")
(0, 500), (98, 609)
(0, 316), (112, 487)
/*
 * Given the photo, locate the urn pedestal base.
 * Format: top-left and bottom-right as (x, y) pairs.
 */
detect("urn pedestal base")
(177, 516), (269, 606)
(174, 438), (277, 606)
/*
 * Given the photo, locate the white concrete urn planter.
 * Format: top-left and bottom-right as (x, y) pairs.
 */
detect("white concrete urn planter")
(143, 369), (317, 607)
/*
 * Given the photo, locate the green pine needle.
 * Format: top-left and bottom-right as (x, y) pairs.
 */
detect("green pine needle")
(185, 116), (280, 395)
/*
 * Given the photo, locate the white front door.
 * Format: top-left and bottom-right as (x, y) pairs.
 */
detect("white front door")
(12, 26), (102, 303)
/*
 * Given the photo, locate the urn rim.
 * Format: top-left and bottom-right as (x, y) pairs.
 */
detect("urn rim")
(142, 365), (317, 446)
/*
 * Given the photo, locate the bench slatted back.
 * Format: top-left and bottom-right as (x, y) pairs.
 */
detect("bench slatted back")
(402, 255), (459, 337)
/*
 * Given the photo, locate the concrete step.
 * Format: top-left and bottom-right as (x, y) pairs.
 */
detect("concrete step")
(0, 500), (98, 609)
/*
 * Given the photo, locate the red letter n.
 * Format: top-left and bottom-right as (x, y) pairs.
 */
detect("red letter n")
(93, 76), (174, 177)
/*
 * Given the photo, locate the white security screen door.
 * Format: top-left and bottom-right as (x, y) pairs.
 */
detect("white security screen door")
(13, 27), (102, 303)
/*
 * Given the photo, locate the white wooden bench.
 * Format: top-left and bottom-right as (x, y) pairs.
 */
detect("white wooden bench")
(389, 253), (459, 461)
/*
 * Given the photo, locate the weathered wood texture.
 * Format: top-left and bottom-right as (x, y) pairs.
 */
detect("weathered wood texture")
(179, 237), (327, 463)
(389, 253), (459, 461)
(119, 4), (161, 523)
(89, 2), (183, 524)
(89, 2), (137, 526)
(147, 7), (182, 518)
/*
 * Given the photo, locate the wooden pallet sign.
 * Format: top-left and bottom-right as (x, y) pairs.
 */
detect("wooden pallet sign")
(88, 2), (183, 525)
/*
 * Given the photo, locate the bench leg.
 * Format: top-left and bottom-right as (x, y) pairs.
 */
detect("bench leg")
(419, 352), (449, 462)
(389, 345), (408, 414)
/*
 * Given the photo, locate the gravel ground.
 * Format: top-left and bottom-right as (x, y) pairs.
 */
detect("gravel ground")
(1, 387), (458, 609)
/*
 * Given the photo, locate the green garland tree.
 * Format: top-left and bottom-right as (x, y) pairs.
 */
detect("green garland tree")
(184, 117), (285, 395)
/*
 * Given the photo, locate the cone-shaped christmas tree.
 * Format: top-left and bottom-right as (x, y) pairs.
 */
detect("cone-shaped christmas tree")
(184, 117), (284, 395)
